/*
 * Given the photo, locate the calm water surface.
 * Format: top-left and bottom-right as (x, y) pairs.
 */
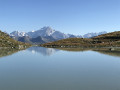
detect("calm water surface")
(0, 47), (120, 90)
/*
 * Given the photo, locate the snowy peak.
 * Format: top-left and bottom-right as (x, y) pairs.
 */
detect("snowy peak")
(31, 30), (35, 32)
(9, 27), (107, 44)
(38, 26), (55, 36)
(27, 26), (56, 38)
(10, 31), (27, 37)
(83, 31), (107, 38)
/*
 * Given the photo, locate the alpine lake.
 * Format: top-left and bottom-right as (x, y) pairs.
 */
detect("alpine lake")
(0, 46), (120, 90)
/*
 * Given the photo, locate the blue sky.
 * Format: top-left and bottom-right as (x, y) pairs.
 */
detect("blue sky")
(0, 0), (120, 35)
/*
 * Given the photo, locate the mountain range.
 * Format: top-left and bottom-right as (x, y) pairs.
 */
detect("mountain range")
(10, 26), (107, 44)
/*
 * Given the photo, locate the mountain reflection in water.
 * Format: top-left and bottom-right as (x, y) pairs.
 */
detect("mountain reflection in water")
(1, 47), (120, 57)
(27, 46), (59, 56)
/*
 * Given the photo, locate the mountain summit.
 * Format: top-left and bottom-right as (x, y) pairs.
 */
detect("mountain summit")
(27, 26), (56, 38)
(10, 26), (69, 39)
(10, 26), (107, 44)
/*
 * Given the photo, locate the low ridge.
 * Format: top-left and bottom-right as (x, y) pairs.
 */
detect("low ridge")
(41, 31), (120, 47)
(0, 30), (30, 49)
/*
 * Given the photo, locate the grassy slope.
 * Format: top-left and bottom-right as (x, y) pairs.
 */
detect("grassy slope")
(41, 31), (120, 47)
(0, 30), (30, 48)
(92, 31), (120, 47)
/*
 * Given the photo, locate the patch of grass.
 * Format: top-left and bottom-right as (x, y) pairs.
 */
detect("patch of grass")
(0, 30), (31, 49)
(41, 31), (120, 47)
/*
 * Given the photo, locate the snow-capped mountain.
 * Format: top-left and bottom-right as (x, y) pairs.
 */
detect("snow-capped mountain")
(9, 26), (107, 44)
(10, 26), (69, 39)
(27, 27), (56, 38)
(10, 31), (27, 37)
(27, 26), (70, 39)
(83, 31), (107, 38)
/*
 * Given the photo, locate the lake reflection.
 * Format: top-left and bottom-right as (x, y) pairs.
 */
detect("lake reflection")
(1, 47), (120, 57)
(27, 46), (59, 56)
(0, 47), (120, 90)
(0, 48), (19, 58)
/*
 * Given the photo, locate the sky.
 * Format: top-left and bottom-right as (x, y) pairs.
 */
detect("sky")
(0, 0), (120, 35)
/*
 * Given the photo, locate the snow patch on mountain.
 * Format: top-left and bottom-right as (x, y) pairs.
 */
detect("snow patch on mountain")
(10, 26), (107, 41)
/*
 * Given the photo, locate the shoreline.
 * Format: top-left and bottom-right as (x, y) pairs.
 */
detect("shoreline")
(40, 46), (120, 52)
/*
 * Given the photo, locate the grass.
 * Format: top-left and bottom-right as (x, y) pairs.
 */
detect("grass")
(0, 30), (31, 49)
(41, 31), (120, 48)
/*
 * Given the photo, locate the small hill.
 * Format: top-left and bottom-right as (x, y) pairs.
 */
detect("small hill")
(92, 31), (120, 47)
(93, 31), (120, 41)
(41, 31), (120, 47)
(0, 30), (30, 49)
(41, 38), (93, 47)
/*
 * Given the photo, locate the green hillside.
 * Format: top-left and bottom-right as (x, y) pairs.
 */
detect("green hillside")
(0, 30), (30, 49)
(41, 31), (120, 47)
